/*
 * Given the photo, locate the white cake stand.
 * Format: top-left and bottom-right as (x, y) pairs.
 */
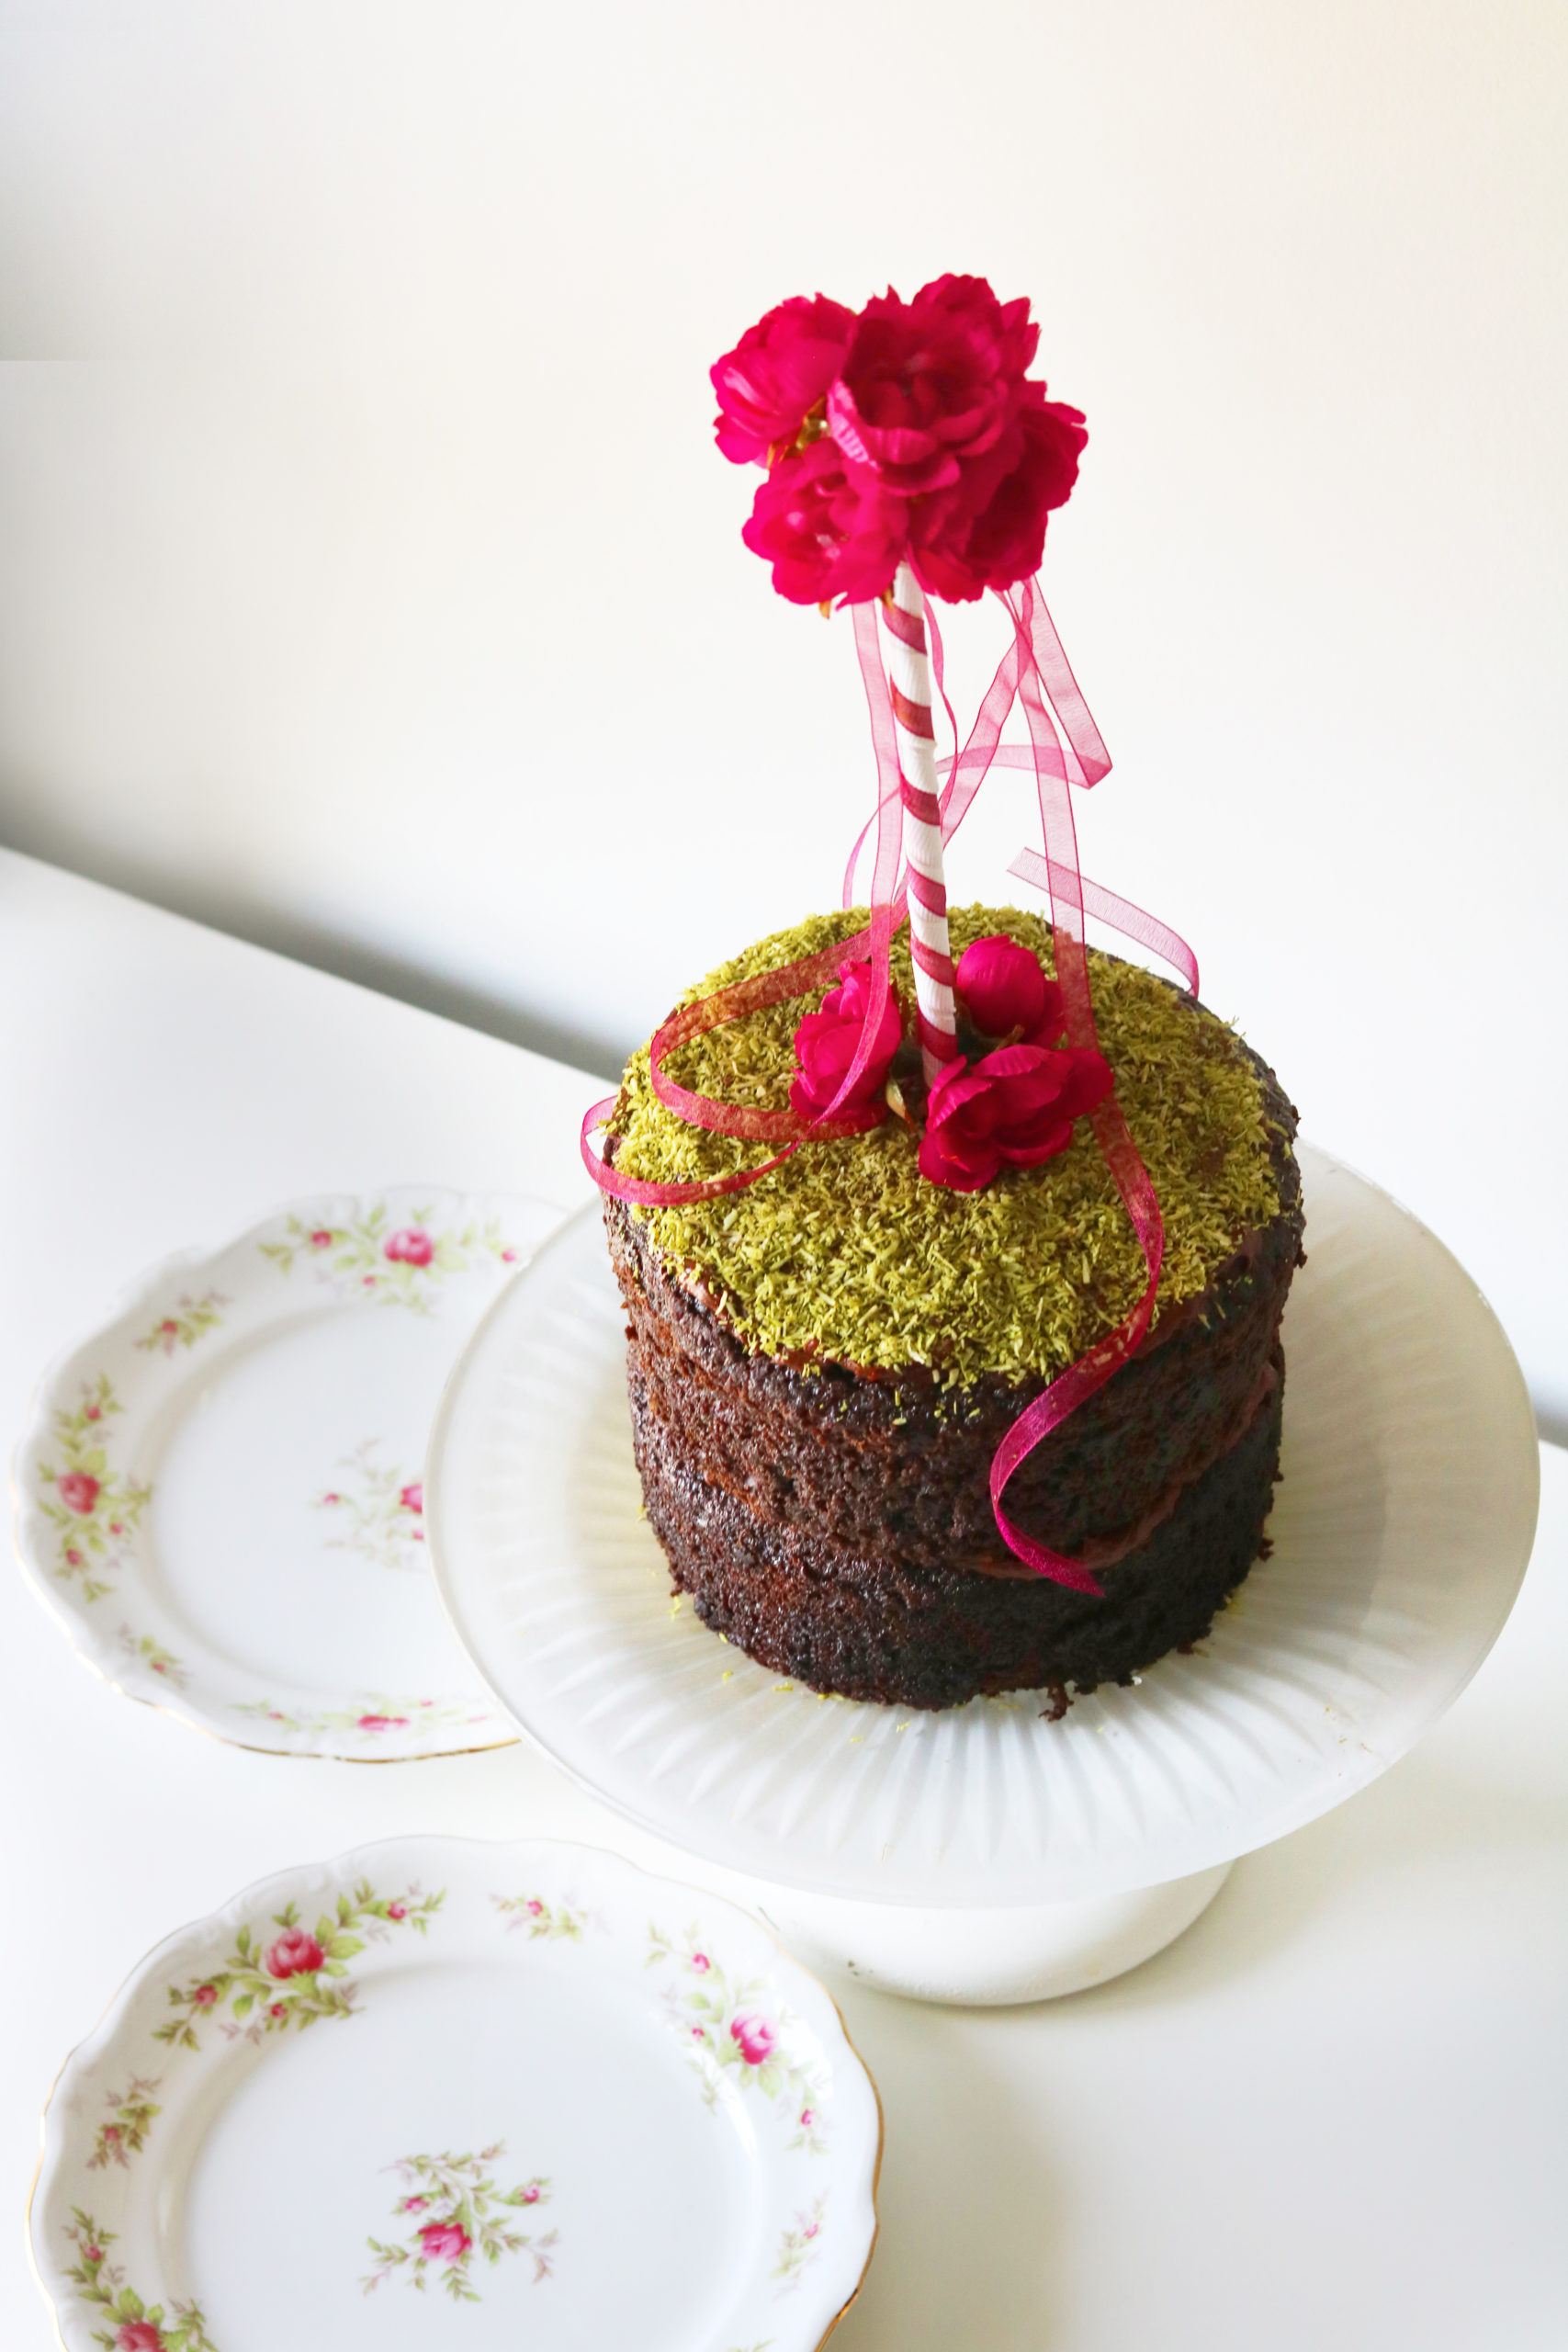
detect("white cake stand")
(426, 1145), (1540, 2004)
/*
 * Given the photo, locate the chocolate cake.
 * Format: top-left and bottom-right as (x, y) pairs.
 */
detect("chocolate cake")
(605, 904), (1303, 1712)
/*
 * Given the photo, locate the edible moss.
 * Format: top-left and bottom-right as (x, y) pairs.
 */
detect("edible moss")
(610, 905), (1284, 1388)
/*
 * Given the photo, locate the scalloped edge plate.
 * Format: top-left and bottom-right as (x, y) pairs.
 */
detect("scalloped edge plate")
(29, 1835), (880, 2352)
(12, 1188), (564, 1758)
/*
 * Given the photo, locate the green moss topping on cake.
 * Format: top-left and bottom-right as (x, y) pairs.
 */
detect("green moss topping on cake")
(610, 905), (1283, 1388)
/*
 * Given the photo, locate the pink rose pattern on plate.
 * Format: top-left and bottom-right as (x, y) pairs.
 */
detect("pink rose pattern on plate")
(53, 1877), (449, 2279)
(116, 1626), (187, 1690)
(35, 1375), (152, 1602)
(87, 2078), (163, 2174)
(491, 1892), (592, 1941)
(646, 1924), (832, 2153)
(62, 2212), (218, 2351)
(228, 1692), (498, 1744)
(259, 1203), (518, 1316)
(772, 2193), (830, 2295)
(362, 2143), (556, 2303)
(132, 1291), (227, 1359)
(157, 1881), (444, 2057)
(313, 1438), (427, 1571)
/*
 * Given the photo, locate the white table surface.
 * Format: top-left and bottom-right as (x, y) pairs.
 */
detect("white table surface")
(4, 845), (1563, 2352)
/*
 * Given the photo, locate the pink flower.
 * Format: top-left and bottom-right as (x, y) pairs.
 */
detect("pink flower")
(805, 2219), (821, 2240)
(954, 935), (1065, 1046)
(85, 1404), (102, 1421)
(65, 1547), (83, 1566)
(116, 2324), (164, 2352)
(84, 2244), (103, 2261)
(521, 2183), (541, 2204)
(728, 277), (1085, 605)
(159, 1317), (178, 1336)
(690, 1951), (710, 1973)
(833, 277), (1083, 602)
(101, 2124), (121, 2143)
(691, 2025), (705, 2040)
(357, 1713), (408, 1733)
(912, 384), (1084, 604)
(268, 2002), (287, 2018)
(321, 1491), (341, 1505)
(918, 1042), (1113, 1193)
(828, 276), (1034, 497)
(194, 1984), (218, 2007)
(398, 1482), (423, 1513)
(388, 1902), (407, 1921)
(108, 1521), (123, 1536)
(401, 2194), (429, 2212)
(501, 1248), (517, 1261)
(790, 961), (902, 1121)
(57, 1472), (100, 1515)
(741, 438), (907, 607)
(264, 1928), (324, 1979)
(799, 2107), (815, 2127)
(310, 1227), (333, 1248)
(711, 293), (857, 466)
(730, 2010), (777, 2067)
(419, 2221), (471, 2265)
(384, 1227), (434, 1267)
(525, 1899), (544, 1917)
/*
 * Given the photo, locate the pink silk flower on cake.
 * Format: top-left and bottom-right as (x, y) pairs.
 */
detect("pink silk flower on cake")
(953, 933), (1065, 1046)
(918, 1043), (1113, 1193)
(789, 959), (902, 1120)
(918, 933), (1112, 1192)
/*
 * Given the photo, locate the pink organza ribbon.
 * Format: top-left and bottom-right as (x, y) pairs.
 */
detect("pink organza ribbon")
(580, 930), (883, 1207)
(581, 572), (1185, 1594)
(980, 581), (1164, 1595)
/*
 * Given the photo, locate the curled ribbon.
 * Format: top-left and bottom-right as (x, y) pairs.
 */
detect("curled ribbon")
(580, 929), (884, 1208)
(982, 580), (1164, 1594)
(581, 572), (1190, 1594)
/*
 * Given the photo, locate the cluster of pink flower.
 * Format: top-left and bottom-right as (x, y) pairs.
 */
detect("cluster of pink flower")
(792, 933), (1111, 1193)
(711, 275), (1085, 605)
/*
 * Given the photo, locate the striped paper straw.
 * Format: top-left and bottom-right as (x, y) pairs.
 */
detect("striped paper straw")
(879, 562), (958, 1083)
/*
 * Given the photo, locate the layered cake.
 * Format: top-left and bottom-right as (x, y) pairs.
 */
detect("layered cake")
(604, 903), (1303, 1712)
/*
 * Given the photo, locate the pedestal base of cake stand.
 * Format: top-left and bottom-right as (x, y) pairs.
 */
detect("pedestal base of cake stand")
(725, 1862), (1234, 2007)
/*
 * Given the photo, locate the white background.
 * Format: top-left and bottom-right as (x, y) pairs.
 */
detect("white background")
(0, 0), (1563, 1424)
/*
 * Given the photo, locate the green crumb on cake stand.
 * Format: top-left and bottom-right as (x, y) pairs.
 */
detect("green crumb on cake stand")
(610, 905), (1284, 1388)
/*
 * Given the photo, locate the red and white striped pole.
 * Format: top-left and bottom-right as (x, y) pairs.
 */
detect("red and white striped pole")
(879, 561), (958, 1085)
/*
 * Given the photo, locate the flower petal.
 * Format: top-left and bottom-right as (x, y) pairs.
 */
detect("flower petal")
(955, 934), (1049, 1039)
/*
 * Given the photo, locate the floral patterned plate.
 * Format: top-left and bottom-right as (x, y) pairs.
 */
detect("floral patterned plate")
(12, 1189), (564, 1758)
(29, 1835), (881, 2352)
